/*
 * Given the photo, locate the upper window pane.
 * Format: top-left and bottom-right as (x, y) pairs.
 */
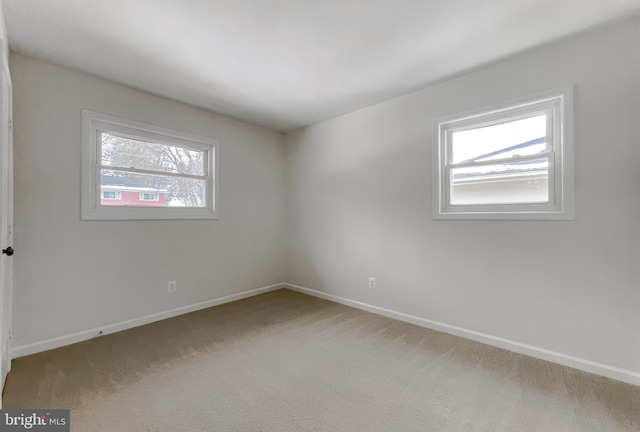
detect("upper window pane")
(450, 115), (546, 164)
(101, 132), (205, 176)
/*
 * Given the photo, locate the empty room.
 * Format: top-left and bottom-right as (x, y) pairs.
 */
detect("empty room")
(0, 0), (638, 430)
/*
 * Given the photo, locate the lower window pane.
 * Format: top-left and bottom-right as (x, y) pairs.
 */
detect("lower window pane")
(450, 160), (549, 205)
(101, 169), (206, 208)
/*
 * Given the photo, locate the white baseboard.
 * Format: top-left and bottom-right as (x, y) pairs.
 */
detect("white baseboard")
(11, 283), (285, 359)
(284, 283), (640, 386)
(12, 281), (640, 386)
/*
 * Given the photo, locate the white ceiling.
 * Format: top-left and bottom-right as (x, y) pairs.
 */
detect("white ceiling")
(4, 0), (640, 132)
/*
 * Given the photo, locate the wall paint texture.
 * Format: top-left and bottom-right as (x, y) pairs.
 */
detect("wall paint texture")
(285, 18), (640, 374)
(10, 54), (286, 347)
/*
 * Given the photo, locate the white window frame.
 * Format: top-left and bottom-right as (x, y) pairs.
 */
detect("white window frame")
(102, 190), (121, 200)
(432, 86), (574, 220)
(81, 110), (220, 220)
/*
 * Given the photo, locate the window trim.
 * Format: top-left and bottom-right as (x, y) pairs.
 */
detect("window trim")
(432, 86), (574, 220)
(81, 110), (220, 220)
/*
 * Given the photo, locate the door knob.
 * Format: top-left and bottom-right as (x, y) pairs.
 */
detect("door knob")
(2, 247), (13, 256)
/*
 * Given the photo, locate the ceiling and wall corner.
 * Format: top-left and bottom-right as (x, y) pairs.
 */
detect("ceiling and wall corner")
(3, 0), (640, 132)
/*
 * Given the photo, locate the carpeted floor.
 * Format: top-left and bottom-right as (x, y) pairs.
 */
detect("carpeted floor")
(3, 289), (639, 431)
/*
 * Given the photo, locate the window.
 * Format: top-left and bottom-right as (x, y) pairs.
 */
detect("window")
(82, 110), (219, 220)
(102, 190), (121, 200)
(139, 192), (158, 201)
(432, 86), (573, 220)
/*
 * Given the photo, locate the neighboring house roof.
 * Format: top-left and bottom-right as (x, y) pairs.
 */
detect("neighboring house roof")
(461, 137), (546, 164)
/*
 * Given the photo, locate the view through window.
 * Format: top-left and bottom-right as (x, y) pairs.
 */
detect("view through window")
(449, 115), (549, 205)
(82, 110), (219, 220)
(100, 132), (207, 208)
(433, 87), (573, 219)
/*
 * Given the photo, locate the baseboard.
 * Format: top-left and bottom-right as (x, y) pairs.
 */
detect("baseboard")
(13, 281), (639, 386)
(11, 283), (285, 359)
(284, 283), (640, 386)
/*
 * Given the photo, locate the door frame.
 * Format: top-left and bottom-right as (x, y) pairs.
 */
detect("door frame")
(0, 42), (13, 396)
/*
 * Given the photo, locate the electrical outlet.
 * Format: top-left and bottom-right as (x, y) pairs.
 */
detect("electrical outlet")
(369, 277), (376, 288)
(167, 280), (177, 293)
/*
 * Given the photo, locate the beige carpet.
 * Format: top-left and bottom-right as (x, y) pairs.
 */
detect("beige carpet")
(3, 289), (639, 431)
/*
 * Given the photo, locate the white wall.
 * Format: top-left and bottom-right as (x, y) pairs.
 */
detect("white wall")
(285, 17), (640, 376)
(10, 54), (287, 348)
(0, 4), (7, 62)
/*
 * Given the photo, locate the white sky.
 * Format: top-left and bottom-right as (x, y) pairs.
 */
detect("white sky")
(451, 115), (546, 164)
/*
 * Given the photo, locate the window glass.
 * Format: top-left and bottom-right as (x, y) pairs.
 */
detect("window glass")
(82, 110), (219, 220)
(450, 115), (546, 164)
(432, 87), (573, 220)
(101, 132), (205, 176)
